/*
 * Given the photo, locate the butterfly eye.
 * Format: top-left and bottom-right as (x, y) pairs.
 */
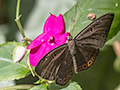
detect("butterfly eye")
(89, 27), (94, 33)
(67, 37), (69, 40)
(67, 36), (73, 41)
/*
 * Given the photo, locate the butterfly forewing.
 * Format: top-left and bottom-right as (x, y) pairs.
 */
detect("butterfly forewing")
(35, 44), (73, 85)
(74, 13), (114, 72)
(35, 44), (68, 80)
(75, 13), (114, 49)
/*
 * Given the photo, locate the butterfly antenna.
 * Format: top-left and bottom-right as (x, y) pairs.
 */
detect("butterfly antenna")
(75, 3), (77, 20)
(69, 3), (77, 33)
(49, 12), (65, 31)
(72, 3), (97, 48)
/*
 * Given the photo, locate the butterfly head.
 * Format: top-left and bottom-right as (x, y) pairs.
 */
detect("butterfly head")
(67, 35), (73, 41)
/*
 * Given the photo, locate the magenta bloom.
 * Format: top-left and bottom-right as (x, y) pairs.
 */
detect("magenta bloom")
(27, 14), (70, 67)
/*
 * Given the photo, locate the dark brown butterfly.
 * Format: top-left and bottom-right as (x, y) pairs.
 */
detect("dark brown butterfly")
(35, 13), (114, 86)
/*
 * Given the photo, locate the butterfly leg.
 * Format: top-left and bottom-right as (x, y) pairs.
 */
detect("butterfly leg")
(72, 56), (78, 74)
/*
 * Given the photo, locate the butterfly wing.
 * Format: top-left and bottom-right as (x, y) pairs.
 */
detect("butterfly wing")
(55, 48), (73, 86)
(35, 44), (73, 86)
(75, 13), (114, 48)
(74, 13), (114, 71)
(75, 45), (99, 72)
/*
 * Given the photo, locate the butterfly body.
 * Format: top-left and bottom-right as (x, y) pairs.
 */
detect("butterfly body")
(35, 13), (114, 86)
(67, 37), (78, 73)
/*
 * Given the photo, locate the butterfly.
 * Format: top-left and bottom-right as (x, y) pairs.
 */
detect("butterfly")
(35, 13), (114, 86)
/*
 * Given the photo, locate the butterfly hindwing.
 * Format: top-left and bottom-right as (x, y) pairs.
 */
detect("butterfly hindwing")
(55, 48), (73, 86)
(75, 45), (99, 71)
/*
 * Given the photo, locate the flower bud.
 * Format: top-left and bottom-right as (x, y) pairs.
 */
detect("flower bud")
(13, 45), (26, 63)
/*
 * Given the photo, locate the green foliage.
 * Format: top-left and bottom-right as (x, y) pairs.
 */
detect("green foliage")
(64, 0), (120, 40)
(30, 83), (48, 90)
(30, 82), (82, 90)
(0, 42), (30, 81)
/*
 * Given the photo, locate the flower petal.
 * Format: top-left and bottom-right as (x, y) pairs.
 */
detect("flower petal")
(29, 42), (58, 67)
(43, 14), (65, 35)
(27, 33), (50, 49)
(55, 32), (70, 46)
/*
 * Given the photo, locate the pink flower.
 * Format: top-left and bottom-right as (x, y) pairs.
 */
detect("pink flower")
(27, 14), (70, 67)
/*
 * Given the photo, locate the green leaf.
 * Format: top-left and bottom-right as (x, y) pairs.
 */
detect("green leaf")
(60, 82), (82, 90)
(0, 85), (34, 90)
(0, 42), (30, 81)
(63, 0), (120, 40)
(49, 82), (81, 90)
(30, 83), (48, 90)
(30, 82), (81, 90)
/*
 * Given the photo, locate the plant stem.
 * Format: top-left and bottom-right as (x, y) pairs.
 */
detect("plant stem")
(16, 0), (20, 18)
(15, 0), (26, 39)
